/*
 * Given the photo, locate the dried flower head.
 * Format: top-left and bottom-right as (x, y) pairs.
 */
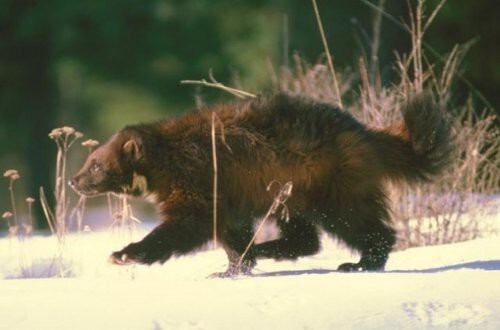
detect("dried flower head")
(49, 128), (63, 139)
(26, 197), (36, 203)
(82, 139), (100, 148)
(2, 211), (13, 219)
(3, 169), (19, 180)
(75, 131), (84, 139)
(61, 126), (76, 135)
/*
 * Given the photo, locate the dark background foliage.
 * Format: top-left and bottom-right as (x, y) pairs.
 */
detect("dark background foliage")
(1, 0), (498, 227)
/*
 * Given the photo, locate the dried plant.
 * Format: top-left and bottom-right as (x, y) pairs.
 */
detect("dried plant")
(108, 193), (141, 239)
(24, 197), (35, 236)
(311, 0), (343, 108)
(236, 181), (293, 272)
(36, 126), (84, 278)
(41, 126), (83, 240)
(2, 211), (15, 243)
(68, 139), (100, 232)
(181, 70), (256, 99)
(4, 169), (20, 229)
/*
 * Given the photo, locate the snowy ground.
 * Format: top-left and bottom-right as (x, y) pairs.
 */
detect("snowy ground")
(1, 213), (499, 329)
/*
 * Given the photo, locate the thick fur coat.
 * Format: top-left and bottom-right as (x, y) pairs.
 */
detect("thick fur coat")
(71, 93), (451, 275)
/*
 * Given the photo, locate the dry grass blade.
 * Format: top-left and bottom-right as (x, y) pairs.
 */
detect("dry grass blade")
(211, 112), (218, 248)
(370, 0), (386, 83)
(39, 187), (56, 235)
(423, 0), (447, 33)
(311, 0), (343, 108)
(181, 70), (256, 99)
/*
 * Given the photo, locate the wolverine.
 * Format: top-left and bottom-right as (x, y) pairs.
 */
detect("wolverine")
(70, 93), (451, 276)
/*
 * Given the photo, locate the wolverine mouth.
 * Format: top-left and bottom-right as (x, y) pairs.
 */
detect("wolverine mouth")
(68, 180), (100, 197)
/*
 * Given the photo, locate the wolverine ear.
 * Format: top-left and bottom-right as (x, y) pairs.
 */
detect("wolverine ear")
(123, 139), (142, 161)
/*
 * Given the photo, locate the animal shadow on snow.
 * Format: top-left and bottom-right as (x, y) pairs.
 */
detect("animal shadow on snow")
(251, 260), (500, 277)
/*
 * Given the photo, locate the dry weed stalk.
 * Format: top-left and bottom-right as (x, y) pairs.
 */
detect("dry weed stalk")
(68, 139), (100, 232)
(108, 193), (141, 239)
(41, 126), (83, 240)
(24, 197), (35, 236)
(181, 70), (256, 99)
(208, 112), (233, 249)
(4, 169), (20, 229)
(236, 181), (293, 271)
(272, 54), (353, 106)
(2, 172), (35, 276)
(2, 211), (15, 243)
(370, 0), (385, 85)
(211, 112), (219, 248)
(311, 0), (343, 108)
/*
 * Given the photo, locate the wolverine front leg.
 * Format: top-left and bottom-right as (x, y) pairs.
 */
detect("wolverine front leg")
(110, 207), (211, 265)
(208, 219), (257, 278)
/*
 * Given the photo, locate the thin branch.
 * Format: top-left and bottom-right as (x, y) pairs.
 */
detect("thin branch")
(181, 71), (256, 99)
(423, 0), (448, 33)
(237, 181), (293, 270)
(311, 0), (343, 108)
(370, 0), (385, 83)
(211, 112), (218, 248)
(39, 187), (56, 235)
(283, 13), (289, 67)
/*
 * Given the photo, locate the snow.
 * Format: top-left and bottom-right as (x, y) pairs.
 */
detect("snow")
(1, 215), (500, 329)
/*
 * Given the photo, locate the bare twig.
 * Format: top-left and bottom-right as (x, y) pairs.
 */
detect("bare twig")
(283, 13), (289, 67)
(423, 0), (447, 33)
(181, 70), (256, 99)
(237, 181), (293, 270)
(211, 112), (218, 248)
(4, 170), (20, 235)
(39, 187), (56, 235)
(370, 0), (385, 83)
(311, 0), (343, 108)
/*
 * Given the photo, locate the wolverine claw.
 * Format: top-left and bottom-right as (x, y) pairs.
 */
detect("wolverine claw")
(337, 262), (365, 272)
(207, 270), (247, 279)
(109, 252), (137, 265)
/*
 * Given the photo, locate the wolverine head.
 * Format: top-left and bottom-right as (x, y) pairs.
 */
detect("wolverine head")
(70, 129), (146, 197)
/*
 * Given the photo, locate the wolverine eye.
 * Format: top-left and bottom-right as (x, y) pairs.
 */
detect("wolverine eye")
(90, 163), (101, 173)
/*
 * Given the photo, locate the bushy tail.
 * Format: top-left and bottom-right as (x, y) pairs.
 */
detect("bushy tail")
(374, 94), (453, 182)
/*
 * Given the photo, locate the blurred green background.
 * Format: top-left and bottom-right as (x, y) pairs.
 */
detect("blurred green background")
(1, 0), (499, 228)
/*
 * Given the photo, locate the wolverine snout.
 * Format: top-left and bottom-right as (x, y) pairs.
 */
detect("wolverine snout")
(68, 174), (95, 196)
(68, 176), (82, 192)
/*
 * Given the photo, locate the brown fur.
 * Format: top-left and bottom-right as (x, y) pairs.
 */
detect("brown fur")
(71, 93), (451, 276)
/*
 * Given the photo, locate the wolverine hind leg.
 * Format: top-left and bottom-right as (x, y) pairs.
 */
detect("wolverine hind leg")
(322, 194), (396, 272)
(250, 217), (320, 261)
(336, 229), (395, 272)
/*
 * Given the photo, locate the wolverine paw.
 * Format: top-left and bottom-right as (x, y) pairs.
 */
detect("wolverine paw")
(337, 262), (365, 272)
(338, 262), (385, 272)
(207, 271), (239, 279)
(208, 261), (255, 279)
(108, 251), (138, 265)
